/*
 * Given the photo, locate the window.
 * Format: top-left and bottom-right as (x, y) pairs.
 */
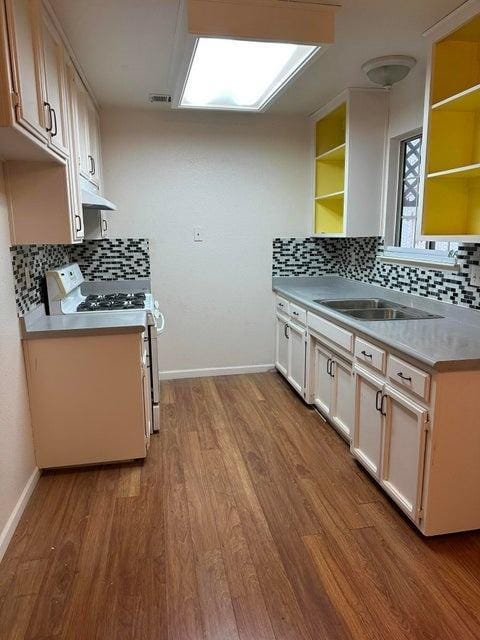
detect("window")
(385, 133), (459, 265)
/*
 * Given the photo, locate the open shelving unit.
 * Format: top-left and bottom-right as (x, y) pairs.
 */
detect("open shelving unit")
(420, 11), (480, 240)
(314, 103), (346, 234)
(311, 88), (388, 237)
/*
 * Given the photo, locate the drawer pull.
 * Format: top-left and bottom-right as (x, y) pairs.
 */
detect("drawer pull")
(397, 372), (412, 382)
(361, 350), (373, 359)
(278, 302), (284, 308)
(293, 311), (299, 316)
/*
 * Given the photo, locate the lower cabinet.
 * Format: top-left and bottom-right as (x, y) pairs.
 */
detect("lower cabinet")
(352, 366), (384, 476)
(352, 365), (428, 522)
(312, 338), (354, 440)
(275, 312), (306, 397)
(275, 313), (289, 377)
(381, 385), (428, 520)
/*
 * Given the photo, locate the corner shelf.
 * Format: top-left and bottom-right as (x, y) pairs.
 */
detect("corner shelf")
(311, 89), (388, 237)
(420, 12), (480, 239)
(432, 83), (480, 112)
(427, 163), (480, 179)
(315, 143), (346, 163)
(315, 190), (344, 201)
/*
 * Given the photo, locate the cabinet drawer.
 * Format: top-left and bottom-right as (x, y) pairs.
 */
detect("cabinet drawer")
(387, 355), (430, 402)
(308, 313), (354, 353)
(354, 337), (386, 373)
(290, 303), (306, 325)
(275, 295), (290, 316)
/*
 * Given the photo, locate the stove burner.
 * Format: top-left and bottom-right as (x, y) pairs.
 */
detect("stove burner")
(77, 292), (146, 312)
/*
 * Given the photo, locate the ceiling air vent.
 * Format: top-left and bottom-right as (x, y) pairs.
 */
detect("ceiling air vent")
(148, 93), (172, 104)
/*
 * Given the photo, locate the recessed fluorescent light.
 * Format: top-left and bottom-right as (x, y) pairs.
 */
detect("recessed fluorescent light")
(180, 37), (319, 111)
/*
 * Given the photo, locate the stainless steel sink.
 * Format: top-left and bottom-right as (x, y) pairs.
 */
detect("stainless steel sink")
(314, 298), (442, 321)
(314, 298), (404, 310)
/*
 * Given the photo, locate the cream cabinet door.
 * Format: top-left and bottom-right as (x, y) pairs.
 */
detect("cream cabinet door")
(352, 366), (384, 478)
(287, 321), (306, 395)
(330, 356), (354, 439)
(380, 385), (428, 522)
(5, 0), (47, 141)
(313, 342), (333, 416)
(39, 4), (69, 157)
(275, 314), (289, 378)
(86, 95), (101, 187)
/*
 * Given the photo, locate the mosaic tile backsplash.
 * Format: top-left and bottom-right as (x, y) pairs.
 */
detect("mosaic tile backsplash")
(273, 237), (480, 310)
(11, 238), (150, 316)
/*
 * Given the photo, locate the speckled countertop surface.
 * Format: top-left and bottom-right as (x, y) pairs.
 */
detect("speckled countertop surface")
(273, 276), (480, 372)
(21, 305), (147, 339)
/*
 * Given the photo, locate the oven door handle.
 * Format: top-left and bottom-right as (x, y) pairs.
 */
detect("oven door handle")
(156, 311), (165, 334)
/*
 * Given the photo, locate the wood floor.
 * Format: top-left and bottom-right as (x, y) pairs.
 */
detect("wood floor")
(1, 372), (479, 640)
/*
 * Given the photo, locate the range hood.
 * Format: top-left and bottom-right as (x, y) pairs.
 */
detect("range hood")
(81, 189), (117, 211)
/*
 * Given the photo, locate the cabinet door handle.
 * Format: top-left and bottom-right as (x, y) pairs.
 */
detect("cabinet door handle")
(375, 389), (382, 412)
(397, 372), (412, 382)
(284, 324), (290, 339)
(326, 358), (331, 375)
(50, 107), (58, 137)
(361, 350), (373, 359)
(44, 101), (52, 132)
(74, 214), (82, 233)
(88, 155), (95, 175)
(102, 218), (108, 232)
(380, 393), (387, 417)
(330, 360), (335, 379)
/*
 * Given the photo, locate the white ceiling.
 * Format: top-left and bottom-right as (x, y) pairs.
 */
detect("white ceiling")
(49, 0), (464, 115)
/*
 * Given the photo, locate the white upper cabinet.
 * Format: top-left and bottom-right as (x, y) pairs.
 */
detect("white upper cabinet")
(38, 3), (69, 157)
(86, 94), (102, 188)
(311, 88), (389, 237)
(4, 0), (47, 142)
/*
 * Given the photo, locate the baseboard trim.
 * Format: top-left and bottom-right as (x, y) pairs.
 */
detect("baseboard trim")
(0, 467), (40, 562)
(159, 364), (275, 380)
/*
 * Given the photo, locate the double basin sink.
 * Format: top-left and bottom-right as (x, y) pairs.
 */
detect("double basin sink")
(314, 298), (442, 321)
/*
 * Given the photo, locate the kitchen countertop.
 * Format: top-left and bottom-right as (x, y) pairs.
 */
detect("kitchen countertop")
(273, 276), (480, 372)
(21, 304), (147, 339)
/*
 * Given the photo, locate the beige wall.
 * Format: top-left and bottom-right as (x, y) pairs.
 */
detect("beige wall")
(0, 170), (36, 555)
(101, 109), (311, 375)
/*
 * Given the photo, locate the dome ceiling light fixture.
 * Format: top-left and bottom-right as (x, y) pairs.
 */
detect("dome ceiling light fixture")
(362, 55), (417, 87)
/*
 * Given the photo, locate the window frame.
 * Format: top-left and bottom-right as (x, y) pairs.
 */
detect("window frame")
(382, 129), (458, 269)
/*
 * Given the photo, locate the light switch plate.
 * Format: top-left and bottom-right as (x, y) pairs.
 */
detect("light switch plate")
(470, 264), (480, 287)
(193, 226), (203, 242)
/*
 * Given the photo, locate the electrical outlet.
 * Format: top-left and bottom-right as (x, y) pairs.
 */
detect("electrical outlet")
(470, 264), (480, 287)
(193, 226), (203, 242)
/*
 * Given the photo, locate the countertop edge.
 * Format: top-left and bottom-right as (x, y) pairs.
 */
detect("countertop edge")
(272, 282), (480, 373)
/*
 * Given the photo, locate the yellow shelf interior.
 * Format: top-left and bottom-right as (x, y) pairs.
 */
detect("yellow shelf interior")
(423, 175), (480, 236)
(316, 143), (346, 162)
(423, 14), (480, 237)
(431, 15), (480, 105)
(315, 103), (347, 157)
(314, 103), (346, 234)
(315, 196), (344, 235)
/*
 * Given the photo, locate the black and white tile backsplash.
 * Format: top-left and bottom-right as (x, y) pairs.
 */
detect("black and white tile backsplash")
(273, 237), (480, 310)
(10, 238), (150, 316)
(70, 239), (150, 281)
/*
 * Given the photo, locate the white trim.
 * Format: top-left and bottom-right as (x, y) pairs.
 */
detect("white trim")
(159, 363), (274, 380)
(379, 255), (460, 271)
(0, 468), (40, 562)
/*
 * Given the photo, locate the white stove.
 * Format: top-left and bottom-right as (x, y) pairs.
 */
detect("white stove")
(46, 263), (163, 433)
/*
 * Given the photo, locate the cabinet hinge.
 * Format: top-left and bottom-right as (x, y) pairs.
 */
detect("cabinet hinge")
(11, 91), (20, 108)
(417, 508), (424, 522)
